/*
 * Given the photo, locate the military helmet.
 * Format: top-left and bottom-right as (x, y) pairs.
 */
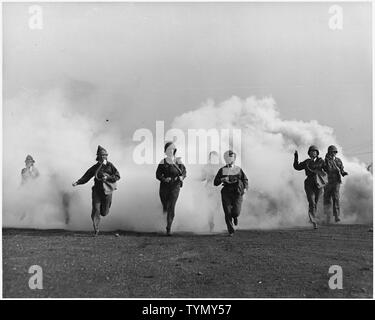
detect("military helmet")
(25, 155), (35, 163)
(307, 145), (319, 156)
(328, 145), (338, 153)
(96, 145), (108, 156)
(224, 150), (236, 158)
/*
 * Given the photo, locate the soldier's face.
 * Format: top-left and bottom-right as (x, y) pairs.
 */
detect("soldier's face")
(309, 151), (318, 158)
(224, 154), (235, 165)
(25, 161), (33, 168)
(165, 144), (176, 158)
(329, 150), (338, 157)
(98, 154), (108, 163)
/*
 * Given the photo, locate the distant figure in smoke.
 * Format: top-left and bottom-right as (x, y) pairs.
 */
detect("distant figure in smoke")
(214, 150), (248, 236)
(367, 163), (373, 175)
(21, 155), (40, 185)
(72, 145), (120, 236)
(293, 145), (325, 229)
(323, 145), (348, 224)
(201, 151), (221, 232)
(19, 155), (40, 220)
(156, 142), (186, 236)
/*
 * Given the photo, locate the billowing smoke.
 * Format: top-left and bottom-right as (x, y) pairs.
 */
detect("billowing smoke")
(172, 96), (373, 229)
(3, 91), (372, 232)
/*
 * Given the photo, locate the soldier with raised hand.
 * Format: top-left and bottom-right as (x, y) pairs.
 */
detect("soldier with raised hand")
(214, 150), (248, 237)
(72, 145), (120, 236)
(293, 145), (325, 229)
(323, 145), (348, 224)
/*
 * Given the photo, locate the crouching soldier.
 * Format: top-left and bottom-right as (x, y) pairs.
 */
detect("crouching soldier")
(72, 146), (120, 236)
(324, 145), (348, 223)
(293, 145), (325, 229)
(214, 150), (248, 236)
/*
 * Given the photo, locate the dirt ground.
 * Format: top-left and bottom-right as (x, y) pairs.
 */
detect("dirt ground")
(2, 224), (373, 298)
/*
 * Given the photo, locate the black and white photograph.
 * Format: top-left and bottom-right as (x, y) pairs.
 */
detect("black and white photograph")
(1, 0), (373, 303)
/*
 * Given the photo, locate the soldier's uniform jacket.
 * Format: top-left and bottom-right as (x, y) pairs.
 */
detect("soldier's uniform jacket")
(213, 165), (248, 195)
(21, 166), (40, 184)
(76, 161), (120, 192)
(156, 158), (187, 188)
(293, 157), (325, 182)
(324, 155), (345, 184)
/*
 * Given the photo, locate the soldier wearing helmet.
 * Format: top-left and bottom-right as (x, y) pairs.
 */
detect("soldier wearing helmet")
(72, 145), (120, 236)
(323, 145), (348, 223)
(214, 150), (248, 236)
(293, 145), (325, 229)
(21, 155), (40, 185)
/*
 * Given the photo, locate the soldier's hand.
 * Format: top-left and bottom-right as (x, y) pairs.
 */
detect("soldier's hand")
(221, 177), (229, 183)
(72, 182), (78, 187)
(165, 177), (172, 183)
(342, 172), (349, 177)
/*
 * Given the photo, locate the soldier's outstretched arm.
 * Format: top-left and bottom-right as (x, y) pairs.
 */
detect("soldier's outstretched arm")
(74, 165), (96, 186)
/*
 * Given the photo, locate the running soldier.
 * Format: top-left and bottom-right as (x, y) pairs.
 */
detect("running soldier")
(323, 145), (348, 223)
(214, 150), (248, 236)
(72, 146), (120, 236)
(293, 145), (325, 229)
(156, 142), (186, 236)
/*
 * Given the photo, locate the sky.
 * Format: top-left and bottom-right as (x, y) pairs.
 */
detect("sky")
(3, 1), (372, 163)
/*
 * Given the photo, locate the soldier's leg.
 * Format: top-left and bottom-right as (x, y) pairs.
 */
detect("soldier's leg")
(221, 192), (234, 235)
(304, 182), (317, 224)
(232, 195), (243, 218)
(333, 183), (341, 221)
(313, 186), (323, 225)
(208, 208), (215, 232)
(207, 193), (215, 232)
(166, 187), (180, 234)
(323, 185), (333, 224)
(91, 189), (101, 234)
(100, 193), (112, 217)
(159, 187), (168, 214)
(62, 192), (70, 225)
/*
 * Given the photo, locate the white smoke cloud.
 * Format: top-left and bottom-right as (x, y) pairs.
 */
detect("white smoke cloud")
(172, 96), (373, 229)
(2, 92), (372, 233)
